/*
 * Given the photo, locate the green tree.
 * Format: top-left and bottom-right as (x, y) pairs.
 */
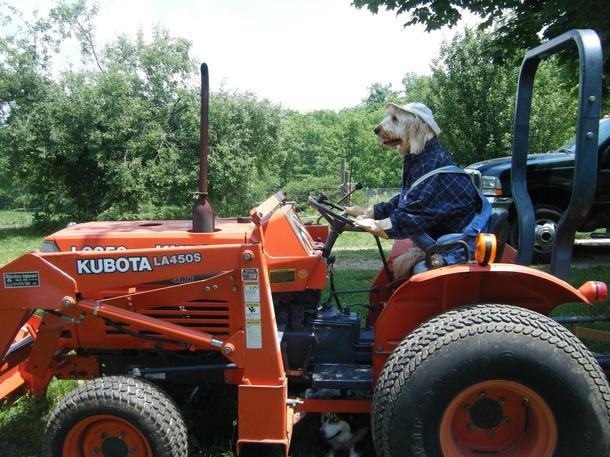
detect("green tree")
(352, 0), (610, 99)
(401, 72), (433, 103)
(362, 82), (400, 106)
(425, 29), (577, 166)
(0, 1), (287, 221)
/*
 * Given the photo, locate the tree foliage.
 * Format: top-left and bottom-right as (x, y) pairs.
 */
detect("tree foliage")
(352, 0), (610, 95)
(0, 1), (587, 225)
(427, 29), (577, 165)
(0, 1), (286, 221)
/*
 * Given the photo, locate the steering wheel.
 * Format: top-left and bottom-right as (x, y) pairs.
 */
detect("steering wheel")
(307, 193), (356, 227)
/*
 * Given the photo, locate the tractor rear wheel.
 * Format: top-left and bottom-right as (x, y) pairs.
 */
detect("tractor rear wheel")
(371, 304), (610, 457)
(43, 375), (188, 457)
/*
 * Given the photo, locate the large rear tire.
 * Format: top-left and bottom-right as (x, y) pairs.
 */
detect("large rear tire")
(43, 375), (188, 457)
(371, 304), (610, 457)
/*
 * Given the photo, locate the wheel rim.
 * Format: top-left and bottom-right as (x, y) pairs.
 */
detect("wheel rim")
(440, 380), (557, 457)
(509, 206), (562, 259)
(534, 216), (557, 252)
(63, 414), (153, 457)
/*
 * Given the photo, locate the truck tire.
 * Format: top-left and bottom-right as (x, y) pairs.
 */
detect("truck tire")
(371, 304), (610, 457)
(509, 204), (563, 264)
(43, 375), (188, 457)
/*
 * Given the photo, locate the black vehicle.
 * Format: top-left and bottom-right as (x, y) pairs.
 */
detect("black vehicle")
(466, 116), (610, 262)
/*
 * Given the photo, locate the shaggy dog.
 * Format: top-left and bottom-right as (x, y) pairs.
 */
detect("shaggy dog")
(372, 104), (444, 278)
(373, 103), (435, 156)
(320, 412), (368, 457)
(391, 245), (444, 280)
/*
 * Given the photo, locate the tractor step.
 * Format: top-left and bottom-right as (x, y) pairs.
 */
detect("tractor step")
(591, 230), (610, 239)
(312, 363), (372, 390)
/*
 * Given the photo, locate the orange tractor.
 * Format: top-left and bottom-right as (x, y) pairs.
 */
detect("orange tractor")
(1, 30), (609, 457)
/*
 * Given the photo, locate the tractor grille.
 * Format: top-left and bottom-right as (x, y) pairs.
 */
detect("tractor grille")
(140, 300), (232, 336)
(101, 300), (233, 342)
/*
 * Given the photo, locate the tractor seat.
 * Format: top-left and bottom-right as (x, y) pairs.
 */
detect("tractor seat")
(385, 208), (510, 289)
(487, 207), (509, 260)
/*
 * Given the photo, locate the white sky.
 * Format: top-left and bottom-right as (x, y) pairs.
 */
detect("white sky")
(11, 0), (479, 112)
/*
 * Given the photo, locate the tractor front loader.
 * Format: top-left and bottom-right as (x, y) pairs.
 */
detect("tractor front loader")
(1, 30), (610, 457)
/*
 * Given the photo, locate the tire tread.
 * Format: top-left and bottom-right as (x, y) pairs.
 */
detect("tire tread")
(371, 304), (610, 457)
(43, 375), (188, 457)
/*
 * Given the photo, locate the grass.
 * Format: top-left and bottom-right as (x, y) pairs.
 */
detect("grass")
(1, 212), (610, 456)
(0, 211), (43, 267)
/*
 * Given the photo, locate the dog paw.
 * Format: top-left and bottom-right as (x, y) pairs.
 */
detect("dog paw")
(429, 253), (445, 268)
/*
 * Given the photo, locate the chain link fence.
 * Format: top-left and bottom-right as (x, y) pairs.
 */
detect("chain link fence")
(363, 188), (401, 207)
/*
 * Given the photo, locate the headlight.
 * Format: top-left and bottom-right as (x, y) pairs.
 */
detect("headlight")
(480, 176), (503, 196)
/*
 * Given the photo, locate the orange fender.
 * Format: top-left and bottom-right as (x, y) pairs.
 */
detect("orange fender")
(372, 263), (590, 383)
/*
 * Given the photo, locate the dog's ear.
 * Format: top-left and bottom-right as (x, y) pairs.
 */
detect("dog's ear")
(407, 116), (435, 155)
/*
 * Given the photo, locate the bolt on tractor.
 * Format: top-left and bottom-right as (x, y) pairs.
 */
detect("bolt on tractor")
(1, 30), (610, 457)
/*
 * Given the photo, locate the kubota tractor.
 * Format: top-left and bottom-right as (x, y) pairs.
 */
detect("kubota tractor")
(1, 29), (609, 457)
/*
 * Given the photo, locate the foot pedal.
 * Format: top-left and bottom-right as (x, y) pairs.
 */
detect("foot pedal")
(312, 363), (372, 390)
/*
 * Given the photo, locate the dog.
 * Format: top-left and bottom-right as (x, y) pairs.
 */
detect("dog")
(320, 412), (368, 457)
(391, 246), (444, 279)
(373, 102), (436, 157)
(372, 103), (443, 279)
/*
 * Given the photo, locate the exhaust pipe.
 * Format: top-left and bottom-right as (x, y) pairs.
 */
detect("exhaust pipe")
(192, 63), (215, 233)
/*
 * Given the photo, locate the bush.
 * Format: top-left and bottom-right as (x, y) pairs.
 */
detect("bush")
(283, 175), (341, 211)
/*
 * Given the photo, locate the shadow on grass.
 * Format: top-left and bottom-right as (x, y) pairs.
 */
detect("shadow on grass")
(0, 395), (51, 457)
(181, 386), (334, 457)
(0, 380), (77, 457)
(0, 224), (48, 241)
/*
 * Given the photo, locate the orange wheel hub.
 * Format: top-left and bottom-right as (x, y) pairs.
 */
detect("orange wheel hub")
(440, 380), (557, 456)
(63, 414), (153, 457)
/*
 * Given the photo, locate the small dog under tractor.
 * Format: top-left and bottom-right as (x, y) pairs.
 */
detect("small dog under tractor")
(1, 30), (609, 457)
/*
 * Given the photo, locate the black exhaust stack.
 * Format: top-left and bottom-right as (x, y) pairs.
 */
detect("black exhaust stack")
(192, 63), (215, 233)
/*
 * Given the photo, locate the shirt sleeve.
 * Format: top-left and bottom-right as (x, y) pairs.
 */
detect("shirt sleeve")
(373, 194), (400, 220)
(384, 175), (443, 239)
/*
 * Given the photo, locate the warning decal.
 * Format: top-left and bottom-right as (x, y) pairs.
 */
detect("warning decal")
(241, 268), (259, 281)
(4, 272), (40, 289)
(243, 282), (260, 303)
(242, 270), (262, 349)
(245, 303), (261, 320)
(246, 322), (262, 349)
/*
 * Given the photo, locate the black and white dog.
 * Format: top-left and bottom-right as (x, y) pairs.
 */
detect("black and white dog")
(320, 412), (368, 457)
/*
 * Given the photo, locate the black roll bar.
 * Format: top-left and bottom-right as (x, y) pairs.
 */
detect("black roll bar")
(511, 29), (603, 280)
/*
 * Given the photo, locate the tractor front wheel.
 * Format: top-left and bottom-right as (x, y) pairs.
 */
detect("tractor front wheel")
(371, 304), (610, 457)
(43, 375), (188, 457)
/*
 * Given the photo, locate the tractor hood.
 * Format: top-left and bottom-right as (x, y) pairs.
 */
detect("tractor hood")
(42, 218), (255, 253)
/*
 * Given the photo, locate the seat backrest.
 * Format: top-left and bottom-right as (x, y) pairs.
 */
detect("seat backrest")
(488, 207), (510, 260)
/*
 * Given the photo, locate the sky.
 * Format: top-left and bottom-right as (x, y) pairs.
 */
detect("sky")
(12, 0), (479, 112)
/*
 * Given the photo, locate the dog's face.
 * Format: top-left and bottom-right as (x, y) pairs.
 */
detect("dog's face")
(320, 413), (350, 440)
(374, 104), (434, 156)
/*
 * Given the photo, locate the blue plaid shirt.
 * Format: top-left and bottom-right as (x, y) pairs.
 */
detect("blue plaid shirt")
(373, 137), (479, 240)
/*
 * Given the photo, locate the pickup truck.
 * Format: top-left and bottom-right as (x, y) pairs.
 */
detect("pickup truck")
(466, 116), (610, 262)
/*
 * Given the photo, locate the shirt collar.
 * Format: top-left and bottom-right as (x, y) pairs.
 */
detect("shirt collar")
(403, 136), (440, 164)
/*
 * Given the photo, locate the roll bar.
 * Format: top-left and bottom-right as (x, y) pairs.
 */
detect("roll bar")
(511, 29), (603, 280)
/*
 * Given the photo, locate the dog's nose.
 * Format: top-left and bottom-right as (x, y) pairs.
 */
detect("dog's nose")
(373, 126), (381, 135)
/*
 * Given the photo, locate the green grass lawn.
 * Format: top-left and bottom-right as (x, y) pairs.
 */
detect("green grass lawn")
(1, 212), (610, 456)
(0, 211), (43, 267)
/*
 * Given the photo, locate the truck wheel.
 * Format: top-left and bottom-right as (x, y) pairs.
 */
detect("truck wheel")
(43, 376), (188, 457)
(371, 304), (610, 457)
(509, 204), (562, 264)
